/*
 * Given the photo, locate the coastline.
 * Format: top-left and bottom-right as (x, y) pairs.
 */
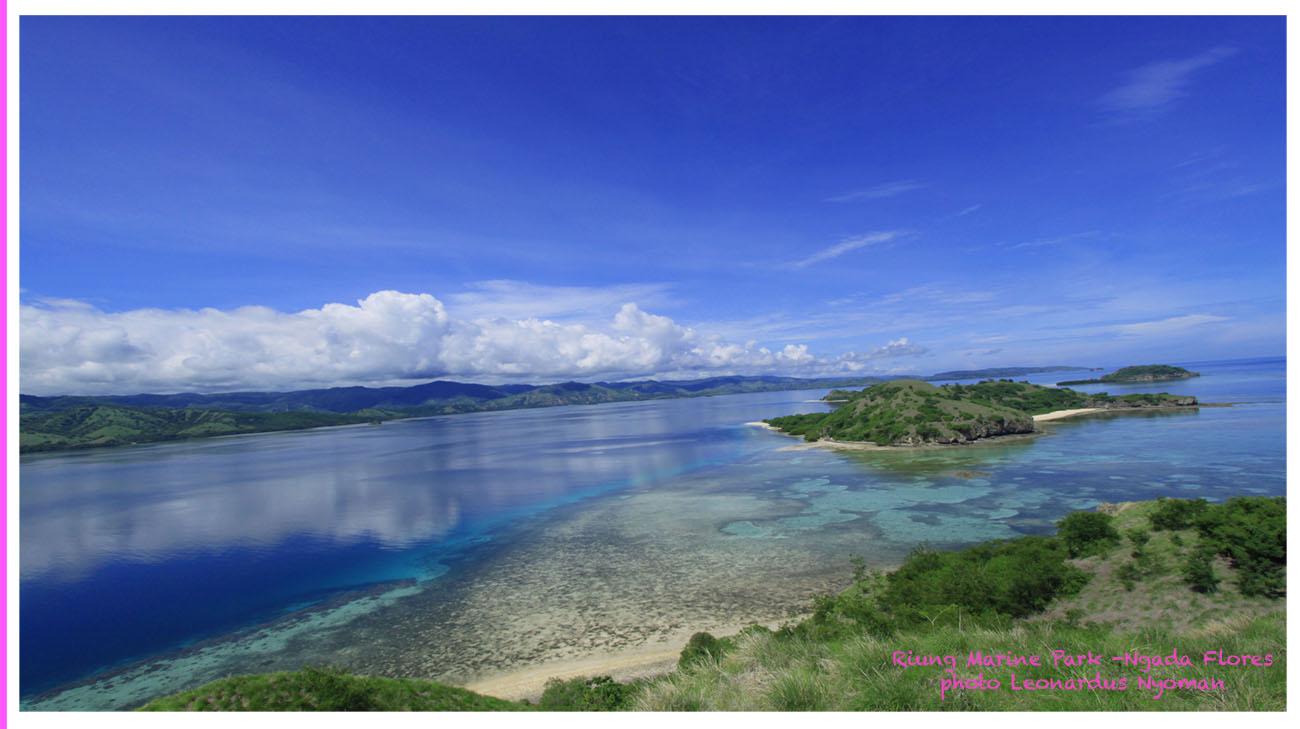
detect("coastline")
(1031, 407), (1105, 422)
(747, 404), (1203, 451)
(744, 419), (1044, 451)
(461, 617), (794, 701)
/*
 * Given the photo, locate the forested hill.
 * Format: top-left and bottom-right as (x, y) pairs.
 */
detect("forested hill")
(20, 375), (895, 415)
(21, 375), (899, 453)
(772, 379), (1196, 446)
(20, 407), (375, 453)
(1058, 364), (1200, 386)
(21, 369), (1098, 453)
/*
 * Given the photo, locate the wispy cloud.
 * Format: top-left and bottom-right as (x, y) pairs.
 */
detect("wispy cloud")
(1098, 46), (1238, 120)
(1007, 231), (1102, 251)
(1115, 313), (1229, 336)
(956, 204), (982, 216)
(1164, 151), (1272, 203)
(826, 180), (925, 203)
(791, 231), (902, 268)
(446, 280), (675, 323)
(837, 337), (927, 362)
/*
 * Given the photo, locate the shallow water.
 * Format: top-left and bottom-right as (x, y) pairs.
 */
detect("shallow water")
(19, 357), (1285, 709)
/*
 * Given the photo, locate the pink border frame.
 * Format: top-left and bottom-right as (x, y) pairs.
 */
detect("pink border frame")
(2, 0), (10, 718)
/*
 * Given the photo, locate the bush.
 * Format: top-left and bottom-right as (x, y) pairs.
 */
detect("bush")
(538, 676), (634, 711)
(1126, 528), (1151, 556)
(879, 536), (1088, 622)
(1056, 511), (1121, 558)
(1183, 546), (1220, 594)
(678, 632), (729, 669)
(1149, 496), (1210, 531)
(1116, 562), (1140, 591)
(1194, 496), (1285, 598)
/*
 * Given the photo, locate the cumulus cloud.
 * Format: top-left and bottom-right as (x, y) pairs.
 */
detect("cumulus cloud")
(20, 291), (928, 395)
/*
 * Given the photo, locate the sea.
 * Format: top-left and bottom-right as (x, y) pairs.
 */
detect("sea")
(17, 356), (1285, 709)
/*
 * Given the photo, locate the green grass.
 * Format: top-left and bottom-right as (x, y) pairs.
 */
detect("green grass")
(20, 405), (375, 453)
(767, 379), (1195, 446)
(137, 666), (529, 712)
(137, 498), (1285, 712)
(634, 615), (1284, 711)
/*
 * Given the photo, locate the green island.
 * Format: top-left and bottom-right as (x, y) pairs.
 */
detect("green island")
(767, 379), (1196, 446)
(137, 496), (1285, 711)
(1058, 365), (1201, 387)
(19, 376), (890, 453)
(20, 368), (1087, 454)
(18, 406), (378, 453)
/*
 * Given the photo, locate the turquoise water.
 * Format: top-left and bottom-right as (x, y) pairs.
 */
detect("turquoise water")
(19, 357), (1284, 708)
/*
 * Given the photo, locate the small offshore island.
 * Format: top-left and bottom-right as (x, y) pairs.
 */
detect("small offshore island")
(765, 379), (1197, 447)
(1057, 364), (1200, 387)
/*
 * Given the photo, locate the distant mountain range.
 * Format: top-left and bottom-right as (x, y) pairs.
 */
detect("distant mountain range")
(19, 366), (1090, 453)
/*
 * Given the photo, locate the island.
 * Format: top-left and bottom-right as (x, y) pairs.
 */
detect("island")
(17, 369), (1079, 454)
(1056, 364), (1200, 386)
(765, 379), (1197, 446)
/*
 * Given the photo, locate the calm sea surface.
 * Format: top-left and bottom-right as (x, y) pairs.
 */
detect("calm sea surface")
(19, 357), (1285, 708)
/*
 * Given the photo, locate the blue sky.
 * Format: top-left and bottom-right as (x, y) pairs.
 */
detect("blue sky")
(18, 15), (1286, 395)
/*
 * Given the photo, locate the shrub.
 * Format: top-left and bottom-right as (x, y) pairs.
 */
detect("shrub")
(1055, 511), (1121, 558)
(1194, 496), (1285, 598)
(1183, 546), (1220, 594)
(880, 536), (1088, 622)
(538, 676), (634, 711)
(1149, 496), (1210, 531)
(1116, 562), (1140, 591)
(678, 632), (729, 669)
(1126, 528), (1151, 556)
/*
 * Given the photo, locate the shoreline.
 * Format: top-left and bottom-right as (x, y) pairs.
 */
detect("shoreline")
(747, 404), (1204, 451)
(460, 616), (795, 701)
(1031, 407), (1105, 422)
(744, 419), (1044, 451)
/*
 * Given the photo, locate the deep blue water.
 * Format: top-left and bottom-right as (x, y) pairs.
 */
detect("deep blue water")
(19, 356), (1285, 699)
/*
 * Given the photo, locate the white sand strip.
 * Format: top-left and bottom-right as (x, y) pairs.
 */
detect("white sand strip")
(1033, 408), (1105, 422)
(462, 618), (792, 701)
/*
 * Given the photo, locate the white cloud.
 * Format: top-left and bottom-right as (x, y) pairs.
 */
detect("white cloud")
(1114, 314), (1229, 336)
(1098, 46), (1237, 119)
(446, 280), (674, 323)
(826, 180), (925, 202)
(1007, 231), (1102, 250)
(791, 231), (902, 268)
(956, 204), (982, 216)
(20, 291), (926, 395)
(836, 338), (928, 367)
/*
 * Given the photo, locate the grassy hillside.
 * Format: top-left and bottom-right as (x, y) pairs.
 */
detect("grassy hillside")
(20, 405), (373, 453)
(634, 496), (1285, 711)
(137, 496), (1283, 712)
(137, 667), (527, 711)
(783, 379), (1196, 446)
(19, 376), (897, 453)
(771, 380), (1035, 445)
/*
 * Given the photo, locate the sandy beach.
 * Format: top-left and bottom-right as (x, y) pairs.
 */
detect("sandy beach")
(1032, 408), (1105, 422)
(744, 420), (1043, 451)
(462, 617), (792, 701)
(748, 405), (1170, 451)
